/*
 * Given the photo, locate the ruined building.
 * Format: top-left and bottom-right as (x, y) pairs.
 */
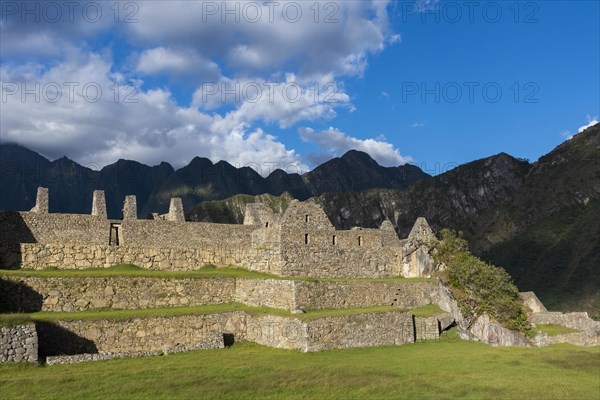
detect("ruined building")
(1, 188), (598, 364)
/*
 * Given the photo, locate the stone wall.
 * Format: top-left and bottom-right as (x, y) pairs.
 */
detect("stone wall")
(244, 311), (415, 352)
(0, 323), (38, 363)
(268, 200), (406, 278)
(234, 279), (296, 310)
(245, 315), (306, 349)
(244, 203), (280, 227)
(304, 311), (414, 351)
(531, 312), (600, 332)
(1, 275), (439, 313)
(0, 276), (235, 312)
(414, 316), (441, 341)
(30, 187), (48, 213)
(37, 313), (245, 357)
(278, 236), (403, 278)
(0, 198), (435, 279)
(6, 243), (262, 271)
(5, 240), (412, 279)
(536, 331), (600, 347)
(26, 310), (417, 358)
(121, 220), (254, 249)
(0, 212), (109, 245)
(520, 292), (548, 313)
(294, 280), (438, 310)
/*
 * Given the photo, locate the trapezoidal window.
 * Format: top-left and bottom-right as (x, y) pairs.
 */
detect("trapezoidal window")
(358, 236), (363, 246)
(109, 223), (121, 246)
(305, 233), (309, 245)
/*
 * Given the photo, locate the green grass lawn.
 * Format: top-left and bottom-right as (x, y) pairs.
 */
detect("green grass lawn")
(1, 264), (431, 282)
(0, 264), (278, 280)
(409, 304), (445, 317)
(0, 338), (598, 400)
(537, 324), (581, 336)
(0, 304), (409, 325)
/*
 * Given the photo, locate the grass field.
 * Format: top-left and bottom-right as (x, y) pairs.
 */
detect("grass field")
(0, 335), (598, 400)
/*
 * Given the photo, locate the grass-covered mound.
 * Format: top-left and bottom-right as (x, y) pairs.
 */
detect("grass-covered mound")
(435, 229), (534, 336)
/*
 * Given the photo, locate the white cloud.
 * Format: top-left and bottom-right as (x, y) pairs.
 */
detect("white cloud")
(299, 127), (412, 167)
(0, 1), (400, 172)
(0, 51), (306, 174)
(578, 115), (599, 133)
(411, 122), (425, 128)
(136, 47), (219, 78)
(123, 1), (397, 79)
(561, 115), (599, 141)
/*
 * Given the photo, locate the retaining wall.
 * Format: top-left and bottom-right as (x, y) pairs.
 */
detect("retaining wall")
(0, 323), (38, 363)
(294, 280), (437, 310)
(1, 275), (439, 312)
(36, 313), (244, 357)
(304, 311), (414, 351)
(234, 279), (296, 310)
(0, 276), (235, 312)
(531, 312), (600, 332)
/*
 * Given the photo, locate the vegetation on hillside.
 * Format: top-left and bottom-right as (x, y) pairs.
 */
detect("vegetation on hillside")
(435, 229), (534, 336)
(484, 200), (600, 319)
(188, 192), (295, 223)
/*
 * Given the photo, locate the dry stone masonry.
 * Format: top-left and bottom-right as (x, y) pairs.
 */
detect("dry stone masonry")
(0, 187), (598, 363)
(91, 190), (107, 218)
(0, 324), (38, 363)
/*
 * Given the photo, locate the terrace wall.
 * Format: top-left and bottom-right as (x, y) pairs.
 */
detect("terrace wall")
(294, 280), (438, 310)
(36, 313), (244, 357)
(0, 276), (235, 312)
(1, 275), (440, 312)
(0, 323), (38, 363)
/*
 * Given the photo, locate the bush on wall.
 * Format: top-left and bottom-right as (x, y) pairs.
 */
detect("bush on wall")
(435, 229), (534, 337)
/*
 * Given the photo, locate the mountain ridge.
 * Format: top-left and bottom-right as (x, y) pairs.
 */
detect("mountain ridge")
(0, 145), (429, 218)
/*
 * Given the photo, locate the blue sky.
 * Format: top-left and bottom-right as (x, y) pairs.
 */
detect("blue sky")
(1, 0), (598, 175)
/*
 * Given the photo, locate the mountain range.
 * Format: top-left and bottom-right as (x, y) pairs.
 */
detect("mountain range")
(1, 123), (598, 317)
(0, 146), (428, 218)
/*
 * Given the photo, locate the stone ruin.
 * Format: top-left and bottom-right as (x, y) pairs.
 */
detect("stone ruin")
(0, 187), (598, 364)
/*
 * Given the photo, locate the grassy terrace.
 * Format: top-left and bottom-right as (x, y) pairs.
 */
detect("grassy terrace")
(0, 264), (433, 282)
(409, 304), (445, 317)
(537, 324), (581, 336)
(1, 339), (598, 399)
(0, 303), (422, 325)
(0, 264), (277, 280)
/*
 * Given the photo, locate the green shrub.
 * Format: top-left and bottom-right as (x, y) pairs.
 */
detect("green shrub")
(435, 229), (534, 337)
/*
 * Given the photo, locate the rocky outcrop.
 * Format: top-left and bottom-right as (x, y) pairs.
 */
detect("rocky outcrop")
(436, 282), (533, 346)
(467, 313), (533, 347)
